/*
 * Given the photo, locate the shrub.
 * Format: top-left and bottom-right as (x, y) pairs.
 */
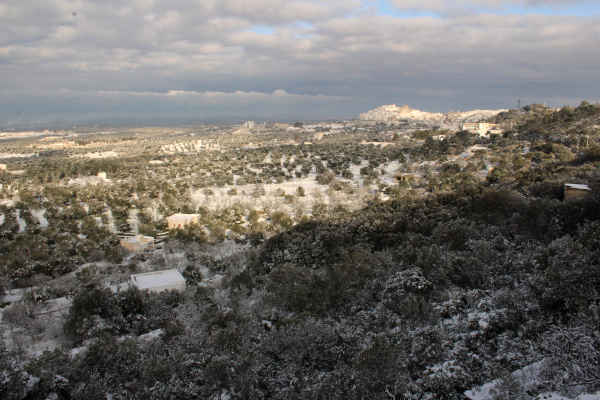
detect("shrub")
(541, 325), (600, 393)
(64, 286), (183, 342)
(64, 287), (120, 341)
(270, 211), (293, 230)
(382, 268), (433, 319)
(316, 171), (335, 185)
(575, 144), (600, 164)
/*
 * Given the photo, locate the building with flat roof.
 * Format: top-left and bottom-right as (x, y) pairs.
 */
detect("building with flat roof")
(129, 269), (186, 293)
(120, 235), (154, 252)
(461, 122), (502, 136)
(564, 183), (591, 201)
(166, 213), (200, 229)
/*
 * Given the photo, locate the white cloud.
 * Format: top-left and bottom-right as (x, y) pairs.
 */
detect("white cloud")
(389, 0), (596, 14)
(0, 0), (599, 124)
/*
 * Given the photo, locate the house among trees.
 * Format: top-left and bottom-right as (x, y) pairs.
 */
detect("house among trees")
(120, 235), (155, 252)
(564, 183), (591, 201)
(166, 213), (200, 229)
(129, 269), (186, 293)
(461, 122), (503, 136)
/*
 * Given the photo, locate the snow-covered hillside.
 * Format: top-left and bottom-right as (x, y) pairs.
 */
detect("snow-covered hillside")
(359, 104), (506, 129)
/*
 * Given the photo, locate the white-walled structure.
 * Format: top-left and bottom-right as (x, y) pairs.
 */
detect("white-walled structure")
(461, 122), (502, 136)
(129, 269), (186, 293)
(564, 183), (592, 201)
(120, 235), (155, 252)
(166, 213), (200, 229)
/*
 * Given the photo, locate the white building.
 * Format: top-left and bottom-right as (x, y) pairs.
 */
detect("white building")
(461, 122), (502, 136)
(564, 183), (591, 201)
(120, 235), (155, 252)
(166, 213), (200, 229)
(129, 269), (186, 293)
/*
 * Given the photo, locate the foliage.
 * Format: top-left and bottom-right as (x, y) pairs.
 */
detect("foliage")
(64, 286), (184, 342)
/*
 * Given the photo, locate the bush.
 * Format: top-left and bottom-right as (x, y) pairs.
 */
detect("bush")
(64, 286), (184, 342)
(541, 325), (600, 393)
(270, 211), (293, 230)
(64, 287), (120, 341)
(316, 171), (335, 185)
(575, 144), (600, 164)
(382, 268), (433, 319)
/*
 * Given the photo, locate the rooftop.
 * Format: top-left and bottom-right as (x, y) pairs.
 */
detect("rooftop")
(565, 183), (591, 191)
(130, 269), (185, 291)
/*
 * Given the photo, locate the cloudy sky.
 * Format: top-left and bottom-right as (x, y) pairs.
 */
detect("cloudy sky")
(1, 0), (599, 126)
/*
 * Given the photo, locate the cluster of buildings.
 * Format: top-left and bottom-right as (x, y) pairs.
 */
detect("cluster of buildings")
(460, 122), (503, 136)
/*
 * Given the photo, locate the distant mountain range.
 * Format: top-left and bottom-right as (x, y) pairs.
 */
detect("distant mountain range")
(359, 104), (506, 130)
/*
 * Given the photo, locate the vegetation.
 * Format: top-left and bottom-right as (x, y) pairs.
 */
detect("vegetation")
(1, 102), (600, 399)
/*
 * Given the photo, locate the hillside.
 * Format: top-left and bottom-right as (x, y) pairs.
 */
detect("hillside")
(1, 102), (600, 399)
(359, 104), (506, 130)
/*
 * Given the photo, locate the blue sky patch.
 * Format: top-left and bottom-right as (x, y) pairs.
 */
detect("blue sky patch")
(250, 25), (275, 35)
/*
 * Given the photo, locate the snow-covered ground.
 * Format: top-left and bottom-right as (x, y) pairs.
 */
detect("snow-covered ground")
(128, 208), (139, 234)
(15, 209), (26, 232)
(0, 152), (37, 159)
(191, 175), (371, 216)
(380, 160), (401, 185)
(465, 361), (545, 400)
(31, 209), (48, 228)
(77, 151), (119, 159)
(104, 208), (117, 233)
(466, 360), (600, 400)
(538, 393), (600, 400)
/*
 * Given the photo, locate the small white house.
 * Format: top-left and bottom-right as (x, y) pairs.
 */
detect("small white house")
(166, 213), (200, 229)
(129, 269), (186, 293)
(564, 183), (592, 201)
(120, 235), (154, 252)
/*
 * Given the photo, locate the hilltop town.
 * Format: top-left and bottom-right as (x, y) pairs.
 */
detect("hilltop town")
(1, 102), (600, 399)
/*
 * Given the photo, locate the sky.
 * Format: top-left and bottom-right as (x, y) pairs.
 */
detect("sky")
(1, 0), (599, 126)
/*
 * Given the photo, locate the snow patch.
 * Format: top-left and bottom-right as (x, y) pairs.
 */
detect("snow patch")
(31, 209), (48, 228)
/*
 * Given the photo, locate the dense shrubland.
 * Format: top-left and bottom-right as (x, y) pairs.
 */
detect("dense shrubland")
(2, 187), (599, 399)
(2, 103), (600, 398)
